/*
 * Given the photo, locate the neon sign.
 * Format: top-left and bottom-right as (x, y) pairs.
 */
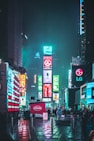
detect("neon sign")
(75, 68), (84, 82)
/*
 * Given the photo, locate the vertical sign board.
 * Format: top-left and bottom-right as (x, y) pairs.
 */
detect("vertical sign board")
(38, 75), (42, 92)
(18, 74), (26, 106)
(38, 75), (42, 99)
(19, 74), (26, 96)
(43, 70), (52, 83)
(53, 75), (59, 92)
(72, 65), (84, 87)
(80, 0), (85, 35)
(68, 69), (72, 88)
(7, 69), (20, 112)
(42, 46), (52, 98)
(53, 75), (59, 103)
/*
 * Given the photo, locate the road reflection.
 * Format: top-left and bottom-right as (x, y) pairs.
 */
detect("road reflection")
(43, 119), (52, 138)
(18, 118), (31, 141)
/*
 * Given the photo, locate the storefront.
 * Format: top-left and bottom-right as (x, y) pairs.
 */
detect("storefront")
(80, 82), (94, 108)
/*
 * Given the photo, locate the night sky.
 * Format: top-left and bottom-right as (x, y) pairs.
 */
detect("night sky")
(22, 0), (80, 89)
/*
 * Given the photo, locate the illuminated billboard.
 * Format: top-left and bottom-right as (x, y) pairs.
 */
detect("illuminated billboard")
(43, 56), (52, 69)
(38, 75), (42, 92)
(43, 84), (52, 98)
(72, 65), (85, 87)
(30, 102), (46, 114)
(80, 82), (94, 105)
(19, 74), (26, 96)
(43, 70), (52, 83)
(43, 46), (52, 55)
(80, 0), (85, 35)
(53, 93), (59, 103)
(53, 75), (59, 92)
(68, 69), (72, 88)
(7, 69), (20, 112)
(20, 96), (26, 106)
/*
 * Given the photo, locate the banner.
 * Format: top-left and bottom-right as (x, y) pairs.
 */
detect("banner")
(30, 102), (46, 114)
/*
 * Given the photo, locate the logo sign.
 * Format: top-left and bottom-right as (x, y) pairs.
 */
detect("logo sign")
(43, 56), (52, 69)
(75, 68), (84, 82)
(72, 65), (84, 87)
(30, 102), (46, 114)
(33, 105), (42, 111)
(75, 68), (83, 76)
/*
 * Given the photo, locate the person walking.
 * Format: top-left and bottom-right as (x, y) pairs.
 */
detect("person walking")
(56, 107), (62, 120)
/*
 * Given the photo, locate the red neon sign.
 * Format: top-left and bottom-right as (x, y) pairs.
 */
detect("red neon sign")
(43, 84), (52, 98)
(75, 68), (83, 76)
(43, 56), (52, 69)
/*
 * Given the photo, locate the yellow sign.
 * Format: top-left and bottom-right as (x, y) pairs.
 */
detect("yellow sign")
(19, 74), (26, 96)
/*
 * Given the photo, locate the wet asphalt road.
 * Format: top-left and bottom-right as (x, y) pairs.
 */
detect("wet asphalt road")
(29, 116), (82, 141)
(30, 117), (73, 141)
(1, 115), (84, 141)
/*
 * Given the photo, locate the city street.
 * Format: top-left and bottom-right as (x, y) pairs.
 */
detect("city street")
(0, 1), (94, 141)
(6, 115), (83, 141)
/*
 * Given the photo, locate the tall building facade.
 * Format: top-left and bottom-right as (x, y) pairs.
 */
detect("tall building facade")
(8, 0), (23, 67)
(80, 0), (94, 82)
(0, 0), (8, 61)
(0, 0), (23, 68)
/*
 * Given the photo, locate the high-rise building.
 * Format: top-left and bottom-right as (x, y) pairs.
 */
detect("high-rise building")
(0, 0), (8, 61)
(80, 0), (94, 82)
(84, 0), (94, 63)
(0, 0), (23, 68)
(8, 0), (23, 67)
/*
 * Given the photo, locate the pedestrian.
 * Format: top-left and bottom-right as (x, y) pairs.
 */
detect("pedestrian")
(47, 107), (51, 119)
(56, 107), (62, 120)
